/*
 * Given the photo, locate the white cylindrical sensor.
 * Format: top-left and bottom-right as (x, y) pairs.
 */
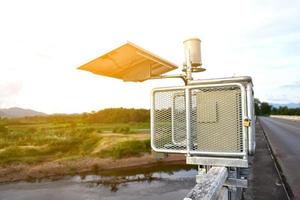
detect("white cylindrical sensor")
(183, 38), (202, 67)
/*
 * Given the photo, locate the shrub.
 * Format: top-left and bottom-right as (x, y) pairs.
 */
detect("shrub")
(101, 139), (150, 158)
(81, 127), (95, 133)
(69, 122), (77, 129)
(27, 127), (37, 133)
(97, 128), (103, 133)
(112, 126), (130, 134)
(0, 125), (8, 134)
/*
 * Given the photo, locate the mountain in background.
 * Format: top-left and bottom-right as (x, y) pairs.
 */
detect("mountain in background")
(0, 107), (47, 118)
(271, 103), (300, 109)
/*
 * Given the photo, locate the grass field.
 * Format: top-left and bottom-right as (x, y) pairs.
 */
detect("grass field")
(0, 122), (150, 165)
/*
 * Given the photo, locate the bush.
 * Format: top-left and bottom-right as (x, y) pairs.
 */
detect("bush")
(69, 122), (77, 129)
(97, 128), (103, 133)
(0, 125), (8, 134)
(112, 126), (130, 134)
(0, 146), (43, 164)
(101, 139), (150, 158)
(81, 127), (95, 133)
(27, 127), (37, 133)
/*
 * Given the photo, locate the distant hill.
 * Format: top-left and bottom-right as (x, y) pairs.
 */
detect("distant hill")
(0, 107), (47, 118)
(271, 103), (300, 109)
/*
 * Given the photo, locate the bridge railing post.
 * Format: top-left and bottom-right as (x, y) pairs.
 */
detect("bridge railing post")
(184, 167), (228, 200)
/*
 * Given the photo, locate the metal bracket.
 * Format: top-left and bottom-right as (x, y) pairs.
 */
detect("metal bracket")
(224, 178), (248, 188)
(186, 156), (249, 168)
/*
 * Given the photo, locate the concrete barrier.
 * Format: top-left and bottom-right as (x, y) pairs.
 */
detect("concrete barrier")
(184, 167), (228, 200)
(271, 115), (300, 121)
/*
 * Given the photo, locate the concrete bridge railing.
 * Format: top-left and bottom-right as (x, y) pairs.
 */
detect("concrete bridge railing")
(271, 115), (300, 121)
(184, 166), (247, 200)
(184, 167), (228, 200)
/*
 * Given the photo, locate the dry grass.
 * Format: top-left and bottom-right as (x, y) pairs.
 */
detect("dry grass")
(0, 123), (150, 165)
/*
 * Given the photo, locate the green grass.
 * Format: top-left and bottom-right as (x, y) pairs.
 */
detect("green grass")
(0, 122), (150, 165)
(99, 139), (151, 159)
(6, 122), (149, 132)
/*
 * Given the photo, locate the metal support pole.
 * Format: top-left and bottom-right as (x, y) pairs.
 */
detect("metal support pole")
(185, 45), (193, 156)
(149, 74), (187, 84)
(185, 49), (193, 84)
(246, 83), (255, 155)
(185, 88), (192, 155)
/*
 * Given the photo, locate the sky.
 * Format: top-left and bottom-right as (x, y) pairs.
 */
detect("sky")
(0, 0), (299, 114)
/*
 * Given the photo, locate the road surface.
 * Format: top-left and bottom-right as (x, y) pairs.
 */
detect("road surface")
(260, 117), (300, 199)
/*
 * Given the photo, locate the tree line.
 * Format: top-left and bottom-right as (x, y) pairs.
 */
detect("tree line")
(255, 98), (300, 116)
(1, 99), (299, 125)
(2, 108), (150, 124)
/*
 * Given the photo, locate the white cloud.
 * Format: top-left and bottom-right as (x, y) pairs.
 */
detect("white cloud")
(0, 0), (299, 113)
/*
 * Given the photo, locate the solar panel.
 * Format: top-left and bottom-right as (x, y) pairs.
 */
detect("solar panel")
(78, 42), (178, 82)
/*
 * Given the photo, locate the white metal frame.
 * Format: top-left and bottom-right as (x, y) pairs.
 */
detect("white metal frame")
(151, 82), (249, 159)
(171, 92), (186, 146)
(246, 82), (255, 155)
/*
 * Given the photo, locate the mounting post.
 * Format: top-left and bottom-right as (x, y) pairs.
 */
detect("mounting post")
(185, 87), (192, 155)
(185, 49), (193, 84)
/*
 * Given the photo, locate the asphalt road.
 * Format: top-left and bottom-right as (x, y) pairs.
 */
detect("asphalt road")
(243, 120), (287, 200)
(260, 117), (300, 199)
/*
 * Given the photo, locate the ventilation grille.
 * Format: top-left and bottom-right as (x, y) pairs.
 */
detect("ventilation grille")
(153, 90), (186, 151)
(152, 85), (243, 155)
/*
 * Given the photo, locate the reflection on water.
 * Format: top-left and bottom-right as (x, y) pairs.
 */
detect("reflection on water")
(0, 164), (198, 200)
(77, 164), (197, 192)
(84, 173), (160, 192)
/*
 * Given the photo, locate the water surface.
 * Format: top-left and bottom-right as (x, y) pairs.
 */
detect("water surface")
(0, 164), (197, 200)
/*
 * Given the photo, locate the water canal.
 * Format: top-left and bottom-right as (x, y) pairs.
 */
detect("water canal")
(0, 164), (197, 200)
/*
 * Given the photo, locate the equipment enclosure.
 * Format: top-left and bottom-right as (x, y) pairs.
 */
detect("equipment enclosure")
(151, 77), (255, 164)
